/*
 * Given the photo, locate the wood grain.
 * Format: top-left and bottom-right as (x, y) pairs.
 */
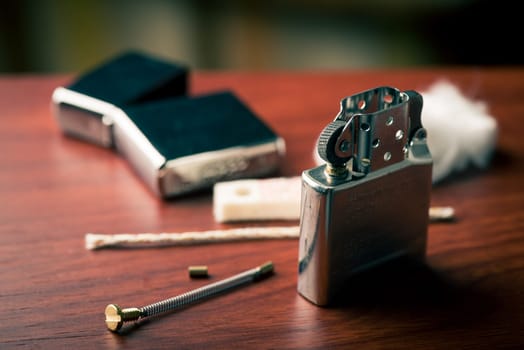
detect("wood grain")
(1, 68), (523, 349)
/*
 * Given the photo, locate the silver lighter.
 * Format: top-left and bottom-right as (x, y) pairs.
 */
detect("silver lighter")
(298, 86), (432, 306)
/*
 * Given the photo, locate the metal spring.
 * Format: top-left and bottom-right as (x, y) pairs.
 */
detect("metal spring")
(140, 269), (256, 317)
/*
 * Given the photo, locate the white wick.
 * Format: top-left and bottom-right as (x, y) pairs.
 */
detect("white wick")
(429, 206), (455, 222)
(85, 206), (454, 250)
(86, 226), (300, 250)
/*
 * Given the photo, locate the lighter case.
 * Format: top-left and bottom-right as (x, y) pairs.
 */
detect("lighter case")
(298, 86), (432, 305)
(52, 51), (189, 148)
(51, 51), (285, 198)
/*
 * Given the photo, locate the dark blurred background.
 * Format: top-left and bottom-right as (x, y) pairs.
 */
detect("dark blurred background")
(1, 0), (521, 73)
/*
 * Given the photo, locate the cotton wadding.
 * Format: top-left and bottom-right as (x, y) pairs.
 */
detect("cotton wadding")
(421, 80), (497, 183)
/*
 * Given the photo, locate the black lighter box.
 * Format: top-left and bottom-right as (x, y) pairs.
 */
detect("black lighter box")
(113, 92), (285, 197)
(52, 51), (189, 147)
(51, 51), (285, 198)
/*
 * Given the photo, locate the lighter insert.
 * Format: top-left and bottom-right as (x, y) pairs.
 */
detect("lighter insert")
(298, 86), (432, 306)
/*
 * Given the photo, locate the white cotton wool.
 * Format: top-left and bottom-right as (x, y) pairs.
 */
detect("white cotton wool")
(421, 80), (498, 183)
(313, 81), (498, 184)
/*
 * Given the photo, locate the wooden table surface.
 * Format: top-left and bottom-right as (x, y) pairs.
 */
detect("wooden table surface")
(1, 68), (523, 349)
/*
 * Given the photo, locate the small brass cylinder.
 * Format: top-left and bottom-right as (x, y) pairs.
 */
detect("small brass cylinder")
(188, 265), (209, 278)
